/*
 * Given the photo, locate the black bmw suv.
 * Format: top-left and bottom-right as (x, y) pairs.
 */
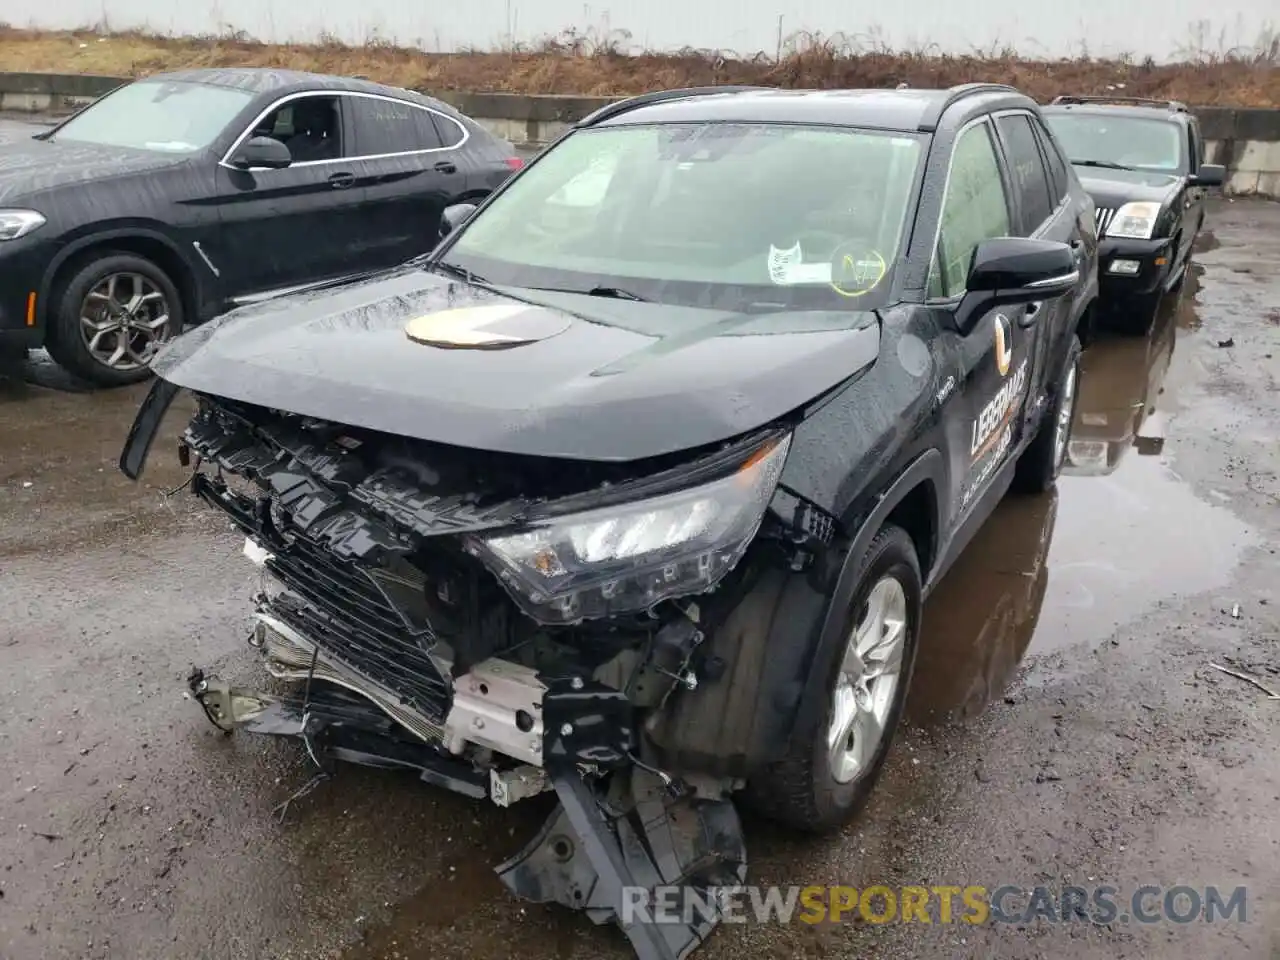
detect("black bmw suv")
(122, 82), (1097, 960)
(1041, 96), (1225, 331)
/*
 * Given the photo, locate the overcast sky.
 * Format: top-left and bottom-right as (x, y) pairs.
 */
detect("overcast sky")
(0, 0), (1274, 62)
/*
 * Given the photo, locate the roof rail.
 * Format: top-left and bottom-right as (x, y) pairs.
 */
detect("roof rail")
(576, 85), (770, 128)
(916, 82), (1023, 132)
(1050, 94), (1188, 112)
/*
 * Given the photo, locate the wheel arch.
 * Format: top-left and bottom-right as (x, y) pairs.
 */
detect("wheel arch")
(642, 448), (947, 779)
(784, 448), (946, 749)
(39, 228), (204, 333)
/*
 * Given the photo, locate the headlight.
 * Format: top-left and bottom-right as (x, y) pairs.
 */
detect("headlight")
(464, 433), (793, 625)
(0, 209), (46, 241)
(1105, 202), (1160, 240)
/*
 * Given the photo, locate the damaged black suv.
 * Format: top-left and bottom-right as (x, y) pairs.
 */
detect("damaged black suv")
(120, 82), (1096, 959)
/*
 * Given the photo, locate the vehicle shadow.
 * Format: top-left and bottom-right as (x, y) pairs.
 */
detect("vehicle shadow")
(0, 347), (99, 395)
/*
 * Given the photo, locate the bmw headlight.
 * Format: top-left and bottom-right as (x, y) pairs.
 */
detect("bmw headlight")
(464, 433), (793, 625)
(1105, 202), (1160, 240)
(0, 209), (46, 241)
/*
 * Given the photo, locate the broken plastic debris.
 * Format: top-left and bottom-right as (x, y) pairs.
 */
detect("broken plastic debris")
(1231, 603), (1242, 619)
(1216, 337), (1235, 348)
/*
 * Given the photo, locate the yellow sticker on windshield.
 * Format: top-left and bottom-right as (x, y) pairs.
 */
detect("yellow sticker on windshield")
(830, 247), (887, 298)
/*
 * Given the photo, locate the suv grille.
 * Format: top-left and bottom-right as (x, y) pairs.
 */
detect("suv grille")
(1095, 206), (1116, 235)
(264, 538), (452, 722)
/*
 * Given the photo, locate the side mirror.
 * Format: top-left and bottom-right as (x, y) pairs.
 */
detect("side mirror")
(1190, 163), (1226, 188)
(230, 135), (292, 170)
(956, 237), (1078, 328)
(439, 202), (479, 241)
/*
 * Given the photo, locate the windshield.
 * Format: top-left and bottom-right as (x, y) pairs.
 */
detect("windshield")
(441, 122), (925, 312)
(1044, 113), (1185, 174)
(50, 79), (254, 154)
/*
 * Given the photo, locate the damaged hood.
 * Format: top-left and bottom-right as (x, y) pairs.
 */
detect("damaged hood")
(151, 266), (881, 461)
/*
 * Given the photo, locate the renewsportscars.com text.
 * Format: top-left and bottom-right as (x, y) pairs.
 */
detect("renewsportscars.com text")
(621, 884), (1249, 926)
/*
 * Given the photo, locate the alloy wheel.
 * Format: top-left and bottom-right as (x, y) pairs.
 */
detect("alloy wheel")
(1053, 361), (1079, 470)
(827, 576), (908, 784)
(79, 272), (173, 372)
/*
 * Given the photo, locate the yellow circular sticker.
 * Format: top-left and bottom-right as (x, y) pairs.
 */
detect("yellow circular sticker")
(404, 303), (570, 349)
(829, 245), (887, 299)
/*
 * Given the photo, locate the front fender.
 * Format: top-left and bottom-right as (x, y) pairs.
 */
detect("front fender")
(38, 224), (207, 325)
(783, 447), (946, 749)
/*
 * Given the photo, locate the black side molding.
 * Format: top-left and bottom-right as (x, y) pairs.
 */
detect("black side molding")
(118, 376), (181, 480)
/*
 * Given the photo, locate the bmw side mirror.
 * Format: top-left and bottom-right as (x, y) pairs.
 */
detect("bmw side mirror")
(955, 237), (1078, 330)
(439, 202), (479, 241)
(1190, 163), (1226, 188)
(230, 135), (292, 170)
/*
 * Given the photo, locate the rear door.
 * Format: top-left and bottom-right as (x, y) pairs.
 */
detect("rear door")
(343, 93), (466, 267)
(214, 92), (369, 297)
(991, 110), (1078, 426)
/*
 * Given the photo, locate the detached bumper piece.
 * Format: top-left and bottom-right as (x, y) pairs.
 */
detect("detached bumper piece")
(189, 661), (747, 960)
(187, 669), (489, 799)
(499, 766), (747, 960)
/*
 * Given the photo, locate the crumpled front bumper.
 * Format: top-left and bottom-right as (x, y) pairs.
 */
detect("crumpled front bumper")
(188, 590), (748, 960)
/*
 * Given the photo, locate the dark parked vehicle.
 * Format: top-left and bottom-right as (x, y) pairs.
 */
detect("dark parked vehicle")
(1042, 96), (1225, 331)
(120, 82), (1096, 960)
(0, 68), (522, 385)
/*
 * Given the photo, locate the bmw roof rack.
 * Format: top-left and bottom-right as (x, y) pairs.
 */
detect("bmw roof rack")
(576, 85), (771, 128)
(916, 82), (1022, 132)
(1050, 94), (1188, 112)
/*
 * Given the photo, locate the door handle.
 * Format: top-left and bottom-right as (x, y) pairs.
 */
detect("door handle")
(328, 172), (356, 189)
(1019, 302), (1041, 327)
(433, 160), (458, 174)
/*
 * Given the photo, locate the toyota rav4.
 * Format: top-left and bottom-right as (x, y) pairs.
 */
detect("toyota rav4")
(120, 82), (1098, 960)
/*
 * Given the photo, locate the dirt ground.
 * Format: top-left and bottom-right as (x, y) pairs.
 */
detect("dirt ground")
(1, 187), (1278, 960)
(0, 24), (1277, 104)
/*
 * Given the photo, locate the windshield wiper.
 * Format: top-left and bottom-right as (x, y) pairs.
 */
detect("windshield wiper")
(525, 284), (648, 301)
(429, 260), (490, 286)
(1071, 158), (1134, 171)
(585, 286), (647, 301)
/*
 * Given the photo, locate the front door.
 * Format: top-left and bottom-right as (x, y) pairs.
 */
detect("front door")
(927, 119), (1036, 520)
(213, 93), (369, 298)
(990, 110), (1082, 436)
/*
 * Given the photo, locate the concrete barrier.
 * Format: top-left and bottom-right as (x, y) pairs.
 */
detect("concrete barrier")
(3, 71), (1276, 197)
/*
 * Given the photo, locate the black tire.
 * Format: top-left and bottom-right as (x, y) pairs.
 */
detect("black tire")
(744, 523), (922, 833)
(45, 252), (184, 388)
(1012, 333), (1082, 495)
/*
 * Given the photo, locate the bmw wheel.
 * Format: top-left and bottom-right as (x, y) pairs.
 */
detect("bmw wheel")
(46, 252), (184, 387)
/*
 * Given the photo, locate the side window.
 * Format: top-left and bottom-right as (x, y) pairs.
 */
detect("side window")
(1187, 122), (1202, 171)
(348, 97), (444, 155)
(252, 95), (347, 163)
(995, 113), (1054, 234)
(431, 112), (466, 149)
(927, 123), (1011, 300)
(1031, 116), (1069, 204)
